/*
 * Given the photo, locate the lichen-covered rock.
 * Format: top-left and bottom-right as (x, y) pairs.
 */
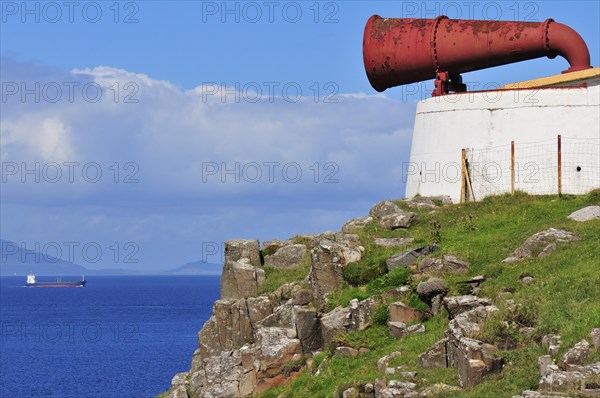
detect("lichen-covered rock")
(199, 299), (253, 358)
(221, 259), (265, 299)
(374, 237), (415, 248)
(335, 346), (359, 357)
(263, 244), (307, 269)
(381, 286), (411, 303)
(308, 233), (364, 308)
(419, 383), (460, 397)
(589, 328), (600, 351)
(376, 351), (401, 371)
(369, 201), (403, 218)
(568, 205), (600, 222)
(255, 327), (302, 374)
(319, 297), (375, 347)
(511, 391), (573, 398)
(503, 228), (579, 263)
(559, 340), (591, 370)
(443, 296), (491, 318)
(342, 216), (373, 233)
(419, 339), (448, 369)
(416, 278), (448, 305)
(380, 212), (417, 230)
(225, 239), (261, 267)
(294, 306), (322, 353)
(407, 196), (437, 209)
(387, 245), (438, 271)
(388, 301), (425, 323)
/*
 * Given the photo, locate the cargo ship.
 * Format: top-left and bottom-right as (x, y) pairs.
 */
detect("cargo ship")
(25, 273), (86, 288)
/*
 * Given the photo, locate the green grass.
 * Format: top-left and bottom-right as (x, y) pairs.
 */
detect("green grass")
(255, 190), (600, 398)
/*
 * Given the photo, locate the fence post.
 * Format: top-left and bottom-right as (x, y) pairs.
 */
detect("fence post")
(461, 148), (466, 203)
(557, 134), (562, 196)
(511, 140), (515, 195)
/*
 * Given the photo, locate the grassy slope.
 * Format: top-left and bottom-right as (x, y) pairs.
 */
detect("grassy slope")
(257, 191), (600, 398)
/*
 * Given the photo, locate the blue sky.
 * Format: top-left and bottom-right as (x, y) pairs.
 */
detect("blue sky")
(1, 1), (599, 272)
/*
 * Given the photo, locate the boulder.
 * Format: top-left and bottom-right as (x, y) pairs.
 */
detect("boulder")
(374, 237), (415, 248)
(538, 355), (554, 376)
(335, 346), (359, 357)
(376, 352), (401, 370)
(221, 259), (265, 299)
(387, 245), (438, 271)
(416, 278), (448, 305)
(503, 228), (579, 263)
(380, 212), (417, 230)
(539, 362), (600, 394)
(559, 340), (591, 370)
(290, 289), (312, 306)
(342, 216), (373, 233)
(388, 302), (425, 323)
(369, 201), (403, 218)
(418, 255), (469, 274)
(255, 327), (302, 374)
(590, 328), (600, 351)
(567, 205), (600, 222)
(407, 196), (437, 209)
(294, 306), (322, 353)
(381, 286), (411, 303)
(225, 239), (261, 267)
(443, 296), (492, 318)
(264, 244), (307, 269)
(387, 321), (407, 338)
(320, 306), (352, 347)
(246, 296), (273, 328)
(319, 298), (375, 347)
(419, 339), (448, 369)
(308, 233), (364, 307)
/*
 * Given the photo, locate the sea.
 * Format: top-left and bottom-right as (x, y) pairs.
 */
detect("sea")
(0, 275), (221, 398)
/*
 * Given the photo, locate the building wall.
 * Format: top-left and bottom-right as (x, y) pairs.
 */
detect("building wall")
(405, 82), (600, 203)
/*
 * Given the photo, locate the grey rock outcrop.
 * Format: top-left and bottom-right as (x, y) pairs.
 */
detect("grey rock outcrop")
(342, 216), (373, 233)
(503, 228), (579, 263)
(320, 297), (376, 347)
(221, 259), (265, 300)
(294, 306), (322, 353)
(380, 212), (417, 230)
(370, 201), (403, 218)
(263, 244), (307, 269)
(418, 255), (470, 274)
(225, 240), (261, 267)
(388, 302), (425, 323)
(374, 237), (415, 248)
(568, 205), (600, 222)
(418, 302), (502, 388)
(416, 278), (448, 305)
(387, 245), (438, 271)
(308, 232), (364, 308)
(559, 340), (590, 370)
(590, 328), (600, 351)
(443, 296), (492, 318)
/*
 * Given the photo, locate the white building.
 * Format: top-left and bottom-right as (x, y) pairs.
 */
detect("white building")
(405, 68), (600, 203)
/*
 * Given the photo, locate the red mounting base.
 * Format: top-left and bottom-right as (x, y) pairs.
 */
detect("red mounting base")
(432, 71), (467, 96)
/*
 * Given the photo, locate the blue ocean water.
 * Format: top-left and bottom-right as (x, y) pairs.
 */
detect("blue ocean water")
(0, 276), (220, 398)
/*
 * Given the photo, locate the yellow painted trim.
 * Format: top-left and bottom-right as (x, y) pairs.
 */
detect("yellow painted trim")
(501, 67), (600, 89)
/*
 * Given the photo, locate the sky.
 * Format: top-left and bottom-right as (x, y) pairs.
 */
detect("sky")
(1, 1), (599, 272)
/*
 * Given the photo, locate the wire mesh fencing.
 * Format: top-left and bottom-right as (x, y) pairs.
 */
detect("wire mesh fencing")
(462, 135), (599, 201)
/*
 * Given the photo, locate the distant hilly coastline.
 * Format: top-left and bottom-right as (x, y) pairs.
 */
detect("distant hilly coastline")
(162, 261), (222, 276)
(0, 239), (222, 276)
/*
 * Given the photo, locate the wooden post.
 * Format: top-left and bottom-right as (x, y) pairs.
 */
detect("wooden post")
(511, 140), (515, 195)
(461, 149), (466, 203)
(557, 134), (562, 196)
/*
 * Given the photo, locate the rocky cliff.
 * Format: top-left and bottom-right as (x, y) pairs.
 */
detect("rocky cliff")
(160, 196), (600, 398)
